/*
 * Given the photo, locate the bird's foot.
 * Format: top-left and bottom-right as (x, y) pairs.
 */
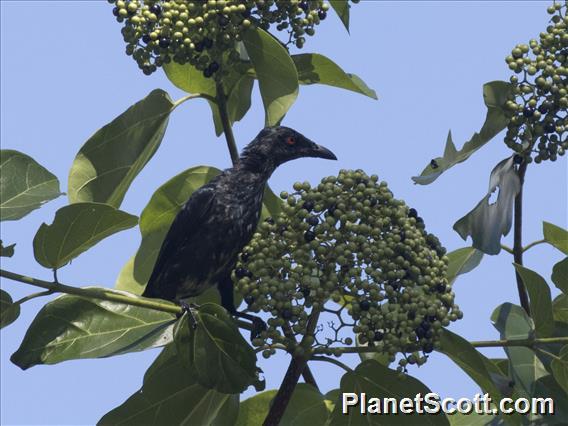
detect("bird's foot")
(233, 311), (267, 340)
(179, 301), (198, 329)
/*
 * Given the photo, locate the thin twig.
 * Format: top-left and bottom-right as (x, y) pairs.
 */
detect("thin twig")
(513, 162), (531, 315)
(500, 244), (514, 255)
(311, 355), (353, 373)
(522, 239), (546, 253)
(14, 290), (54, 305)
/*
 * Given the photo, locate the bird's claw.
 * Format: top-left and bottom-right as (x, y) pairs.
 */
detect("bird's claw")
(179, 301), (198, 329)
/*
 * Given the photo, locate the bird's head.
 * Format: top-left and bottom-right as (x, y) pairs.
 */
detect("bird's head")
(239, 126), (337, 174)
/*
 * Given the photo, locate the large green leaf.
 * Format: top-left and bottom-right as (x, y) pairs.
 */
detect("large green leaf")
(553, 294), (568, 323)
(292, 53), (377, 99)
(438, 329), (510, 401)
(329, 1), (350, 32)
(175, 304), (257, 394)
(551, 345), (568, 395)
(0, 240), (15, 257)
(453, 157), (520, 255)
(0, 289), (20, 330)
(448, 412), (501, 426)
(0, 150), (62, 221)
(513, 264), (554, 337)
(552, 257), (568, 294)
(491, 303), (548, 397)
(328, 360), (449, 425)
(533, 374), (568, 424)
(11, 290), (177, 369)
(68, 89), (174, 208)
(445, 247), (484, 284)
(412, 81), (513, 185)
(260, 185), (284, 222)
(98, 344), (238, 426)
(543, 222), (568, 255)
(242, 28), (299, 126)
(236, 384), (329, 426)
(33, 202), (138, 269)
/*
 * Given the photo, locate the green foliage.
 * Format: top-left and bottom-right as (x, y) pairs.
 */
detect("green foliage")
(242, 28), (299, 126)
(328, 359), (449, 425)
(236, 384), (329, 426)
(11, 291), (176, 369)
(293, 53), (377, 99)
(551, 345), (568, 395)
(552, 257), (568, 294)
(0, 289), (20, 330)
(33, 203), (138, 270)
(329, 0), (350, 32)
(514, 264), (554, 337)
(175, 304), (257, 394)
(98, 344), (239, 425)
(0, 240), (15, 257)
(543, 221), (568, 255)
(453, 157), (520, 255)
(412, 81), (513, 185)
(553, 294), (568, 323)
(445, 247), (484, 284)
(0, 150), (62, 221)
(68, 89), (174, 208)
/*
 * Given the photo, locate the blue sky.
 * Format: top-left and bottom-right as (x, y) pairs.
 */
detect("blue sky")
(1, 1), (566, 424)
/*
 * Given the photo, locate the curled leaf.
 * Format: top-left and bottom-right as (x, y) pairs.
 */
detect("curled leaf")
(454, 157), (520, 255)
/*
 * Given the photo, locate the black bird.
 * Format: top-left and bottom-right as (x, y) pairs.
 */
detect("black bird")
(142, 126), (337, 330)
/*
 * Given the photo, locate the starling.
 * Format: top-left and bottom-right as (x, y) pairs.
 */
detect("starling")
(142, 126), (337, 332)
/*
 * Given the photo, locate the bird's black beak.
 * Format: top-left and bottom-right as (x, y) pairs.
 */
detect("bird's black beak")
(308, 142), (337, 160)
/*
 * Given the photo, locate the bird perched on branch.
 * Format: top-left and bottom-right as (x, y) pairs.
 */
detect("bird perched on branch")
(142, 126), (337, 333)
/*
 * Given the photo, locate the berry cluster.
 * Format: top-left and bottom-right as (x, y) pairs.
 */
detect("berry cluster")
(108, 0), (346, 77)
(233, 170), (462, 372)
(504, 1), (567, 164)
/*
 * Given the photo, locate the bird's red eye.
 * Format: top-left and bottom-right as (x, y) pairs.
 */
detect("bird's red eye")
(286, 136), (296, 145)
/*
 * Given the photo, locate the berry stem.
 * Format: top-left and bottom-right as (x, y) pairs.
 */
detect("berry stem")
(512, 162), (531, 316)
(215, 81), (239, 165)
(282, 322), (320, 391)
(263, 309), (321, 426)
(310, 355), (353, 373)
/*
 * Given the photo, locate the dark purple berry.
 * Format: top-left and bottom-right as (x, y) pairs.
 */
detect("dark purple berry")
(240, 252), (250, 262)
(318, 10), (327, 19)
(203, 68), (214, 78)
(523, 106), (535, 118)
(235, 268), (249, 279)
(304, 230), (316, 242)
(245, 295), (255, 305)
(112, 7), (119, 16)
(195, 41), (204, 52)
(359, 300), (371, 311)
(150, 4), (162, 16)
(301, 287), (311, 298)
(158, 37), (170, 48)
(203, 38), (213, 49)
(281, 309), (293, 320)
(436, 283), (447, 293)
(241, 9), (251, 18)
(209, 61), (219, 73)
(142, 34), (151, 44)
(408, 208), (418, 218)
(513, 154), (523, 165)
(416, 216), (424, 224)
(544, 122), (556, 133)
(218, 15), (230, 27)
(306, 216), (319, 226)
(423, 343), (434, 353)
(369, 197), (377, 207)
(373, 331), (384, 341)
(303, 201), (315, 211)
(299, 1), (309, 11)
(538, 101), (551, 114)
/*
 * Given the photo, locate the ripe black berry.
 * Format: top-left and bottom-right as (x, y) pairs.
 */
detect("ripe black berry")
(159, 38), (171, 48)
(318, 10), (327, 20)
(306, 216), (319, 226)
(544, 122), (556, 133)
(408, 208), (418, 218)
(235, 268), (250, 279)
(538, 101), (551, 114)
(281, 309), (293, 320)
(416, 216), (424, 224)
(142, 34), (151, 44)
(150, 4), (162, 16)
(245, 295), (255, 305)
(436, 283), (447, 293)
(299, 1), (309, 12)
(359, 300), (371, 311)
(112, 7), (119, 16)
(300, 287), (311, 298)
(195, 42), (204, 52)
(304, 230), (316, 242)
(303, 201), (315, 212)
(240, 252), (250, 262)
(523, 106), (535, 118)
(423, 343), (434, 353)
(513, 154), (523, 165)
(374, 331), (384, 341)
(218, 15), (230, 27)
(203, 38), (213, 49)
(264, 217), (275, 225)
(369, 197), (377, 207)
(203, 68), (214, 78)
(209, 61), (219, 73)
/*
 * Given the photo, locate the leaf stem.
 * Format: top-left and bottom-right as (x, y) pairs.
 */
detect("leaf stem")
(263, 309), (321, 426)
(311, 355), (353, 373)
(0, 268), (252, 330)
(172, 93), (215, 110)
(522, 239), (546, 253)
(14, 290), (54, 305)
(500, 244), (514, 255)
(513, 162), (531, 316)
(215, 81), (239, 165)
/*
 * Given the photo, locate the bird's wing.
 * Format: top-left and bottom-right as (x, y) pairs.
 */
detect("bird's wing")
(143, 185), (216, 299)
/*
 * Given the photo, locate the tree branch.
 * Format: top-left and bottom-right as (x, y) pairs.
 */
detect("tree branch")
(215, 81), (239, 165)
(513, 162), (531, 315)
(263, 310), (321, 426)
(282, 322), (320, 391)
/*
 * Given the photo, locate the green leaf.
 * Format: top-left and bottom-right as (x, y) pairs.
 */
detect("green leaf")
(98, 344), (238, 426)
(329, 1), (350, 32)
(551, 345), (568, 395)
(356, 333), (391, 366)
(11, 290), (176, 369)
(445, 247), (484, 284)
(491, 358), (509, 376)
(211, 74), (255, 136)
(235, 384), (333, 426)
(533, 374), (568, 423)
(328, 360), (449, 425)
(242, 28), (299, 126)
(453, 157), (520, 255)
(438, 329), (510, 401)
(68, 89), (174, 208)
(235, 390), (276, 426)
(491, 303), (548, 397)
(543, 222), (568, 255)
(553, 294), (568, 323)
(0, 150), (62, 221)
(0, 240), (15, 257)
(260, 185), (284, 222)
(412, 81), (513, 185)
(175, 304), (257, 394)
(0, 289), (20, 330)
(552, 257), (568, 294)
(448, 412), (501, 426)
(292, 53), (377, 99)
(163, 61), (217, 96)
(513, 264), (554, 337)
(33, 202), (138, 269)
